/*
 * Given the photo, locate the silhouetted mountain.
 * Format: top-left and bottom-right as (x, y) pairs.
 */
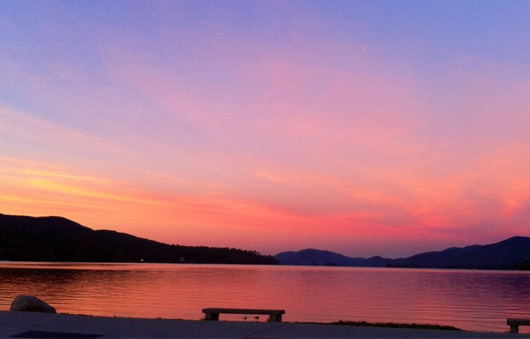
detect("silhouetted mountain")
(514, 259), (530, 270)
(0, 213), (277, 264)
(274, 249), (392, 267)
(390, 236), (530, 269)
(275, 237), (530, 270)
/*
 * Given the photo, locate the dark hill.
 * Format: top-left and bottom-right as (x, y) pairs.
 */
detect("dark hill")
(390, 236), (530, 269)
(274, 248), (391, 267)
(0, 213), (277, 264)
(275, 237), (530, 270)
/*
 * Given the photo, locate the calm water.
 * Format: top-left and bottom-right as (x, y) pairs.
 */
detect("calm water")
(1, 262), (530, 333)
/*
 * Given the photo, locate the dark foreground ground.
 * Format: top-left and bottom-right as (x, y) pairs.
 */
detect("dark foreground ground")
(0, 311), (528, 338)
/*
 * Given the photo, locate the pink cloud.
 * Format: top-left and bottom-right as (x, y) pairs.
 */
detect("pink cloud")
(0, 105), (116, 152)
(2, 17), (529, 258)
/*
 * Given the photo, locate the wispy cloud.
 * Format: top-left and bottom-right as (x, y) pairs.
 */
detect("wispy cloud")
(0, 105), (124, 157)
(1, 2), (530, 257)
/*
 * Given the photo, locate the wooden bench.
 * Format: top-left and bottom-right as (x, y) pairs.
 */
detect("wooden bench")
(507, 318), (530, 333)
(202, 308), (285, 322)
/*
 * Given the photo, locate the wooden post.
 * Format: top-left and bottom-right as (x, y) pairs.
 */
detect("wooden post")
(204, 312), (219, 321)
(268, 314), (282, 322)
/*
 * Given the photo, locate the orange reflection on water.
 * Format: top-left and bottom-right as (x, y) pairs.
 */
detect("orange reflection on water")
(2, 263), (530, 333)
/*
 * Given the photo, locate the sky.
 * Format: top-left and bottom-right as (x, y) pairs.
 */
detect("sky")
(1, 1), (529, 258)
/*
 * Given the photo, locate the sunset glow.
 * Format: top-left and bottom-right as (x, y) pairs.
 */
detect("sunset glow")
(1, 1), (529, 257)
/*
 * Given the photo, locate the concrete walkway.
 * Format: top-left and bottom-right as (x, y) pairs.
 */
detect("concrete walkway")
(0, 311), (527, 338)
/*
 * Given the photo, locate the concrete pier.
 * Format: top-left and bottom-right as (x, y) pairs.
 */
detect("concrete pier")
(0, 311), (527, 338)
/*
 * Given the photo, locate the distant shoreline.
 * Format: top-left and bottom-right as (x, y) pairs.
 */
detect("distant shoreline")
(1, 260), (530, 272)
(2, 213), (530, 270)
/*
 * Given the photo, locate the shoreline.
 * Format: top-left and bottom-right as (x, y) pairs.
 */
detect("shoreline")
(58, 313), (463, 331)
(2, 260), (530, 273)
(1, 311), (528, 338)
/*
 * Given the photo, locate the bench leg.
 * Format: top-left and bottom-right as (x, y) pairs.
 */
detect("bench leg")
(205, 313), (219, 321)
(268, 314), (282, 322)
(509, 325), (519, 334)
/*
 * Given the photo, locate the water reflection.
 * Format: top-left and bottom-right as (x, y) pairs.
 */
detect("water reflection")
(1, 263), (530, 332)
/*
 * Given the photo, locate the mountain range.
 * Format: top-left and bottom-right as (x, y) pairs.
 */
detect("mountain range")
(274, 236), (530, 270)
(0, 213), (277, 264)
(274, 249), (390, 267)
(2, 212), (530, 269)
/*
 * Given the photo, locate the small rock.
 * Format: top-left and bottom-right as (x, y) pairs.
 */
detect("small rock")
(10, 295), (57, 313)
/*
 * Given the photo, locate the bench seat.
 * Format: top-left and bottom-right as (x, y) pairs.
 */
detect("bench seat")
(507, 318), (530, 333)
(202, 308), (285, 322)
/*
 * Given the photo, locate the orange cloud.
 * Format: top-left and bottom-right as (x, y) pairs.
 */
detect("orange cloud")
(2, 24), (529, 258)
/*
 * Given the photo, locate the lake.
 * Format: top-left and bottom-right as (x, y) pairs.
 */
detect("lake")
(1, 262), (529, 333)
